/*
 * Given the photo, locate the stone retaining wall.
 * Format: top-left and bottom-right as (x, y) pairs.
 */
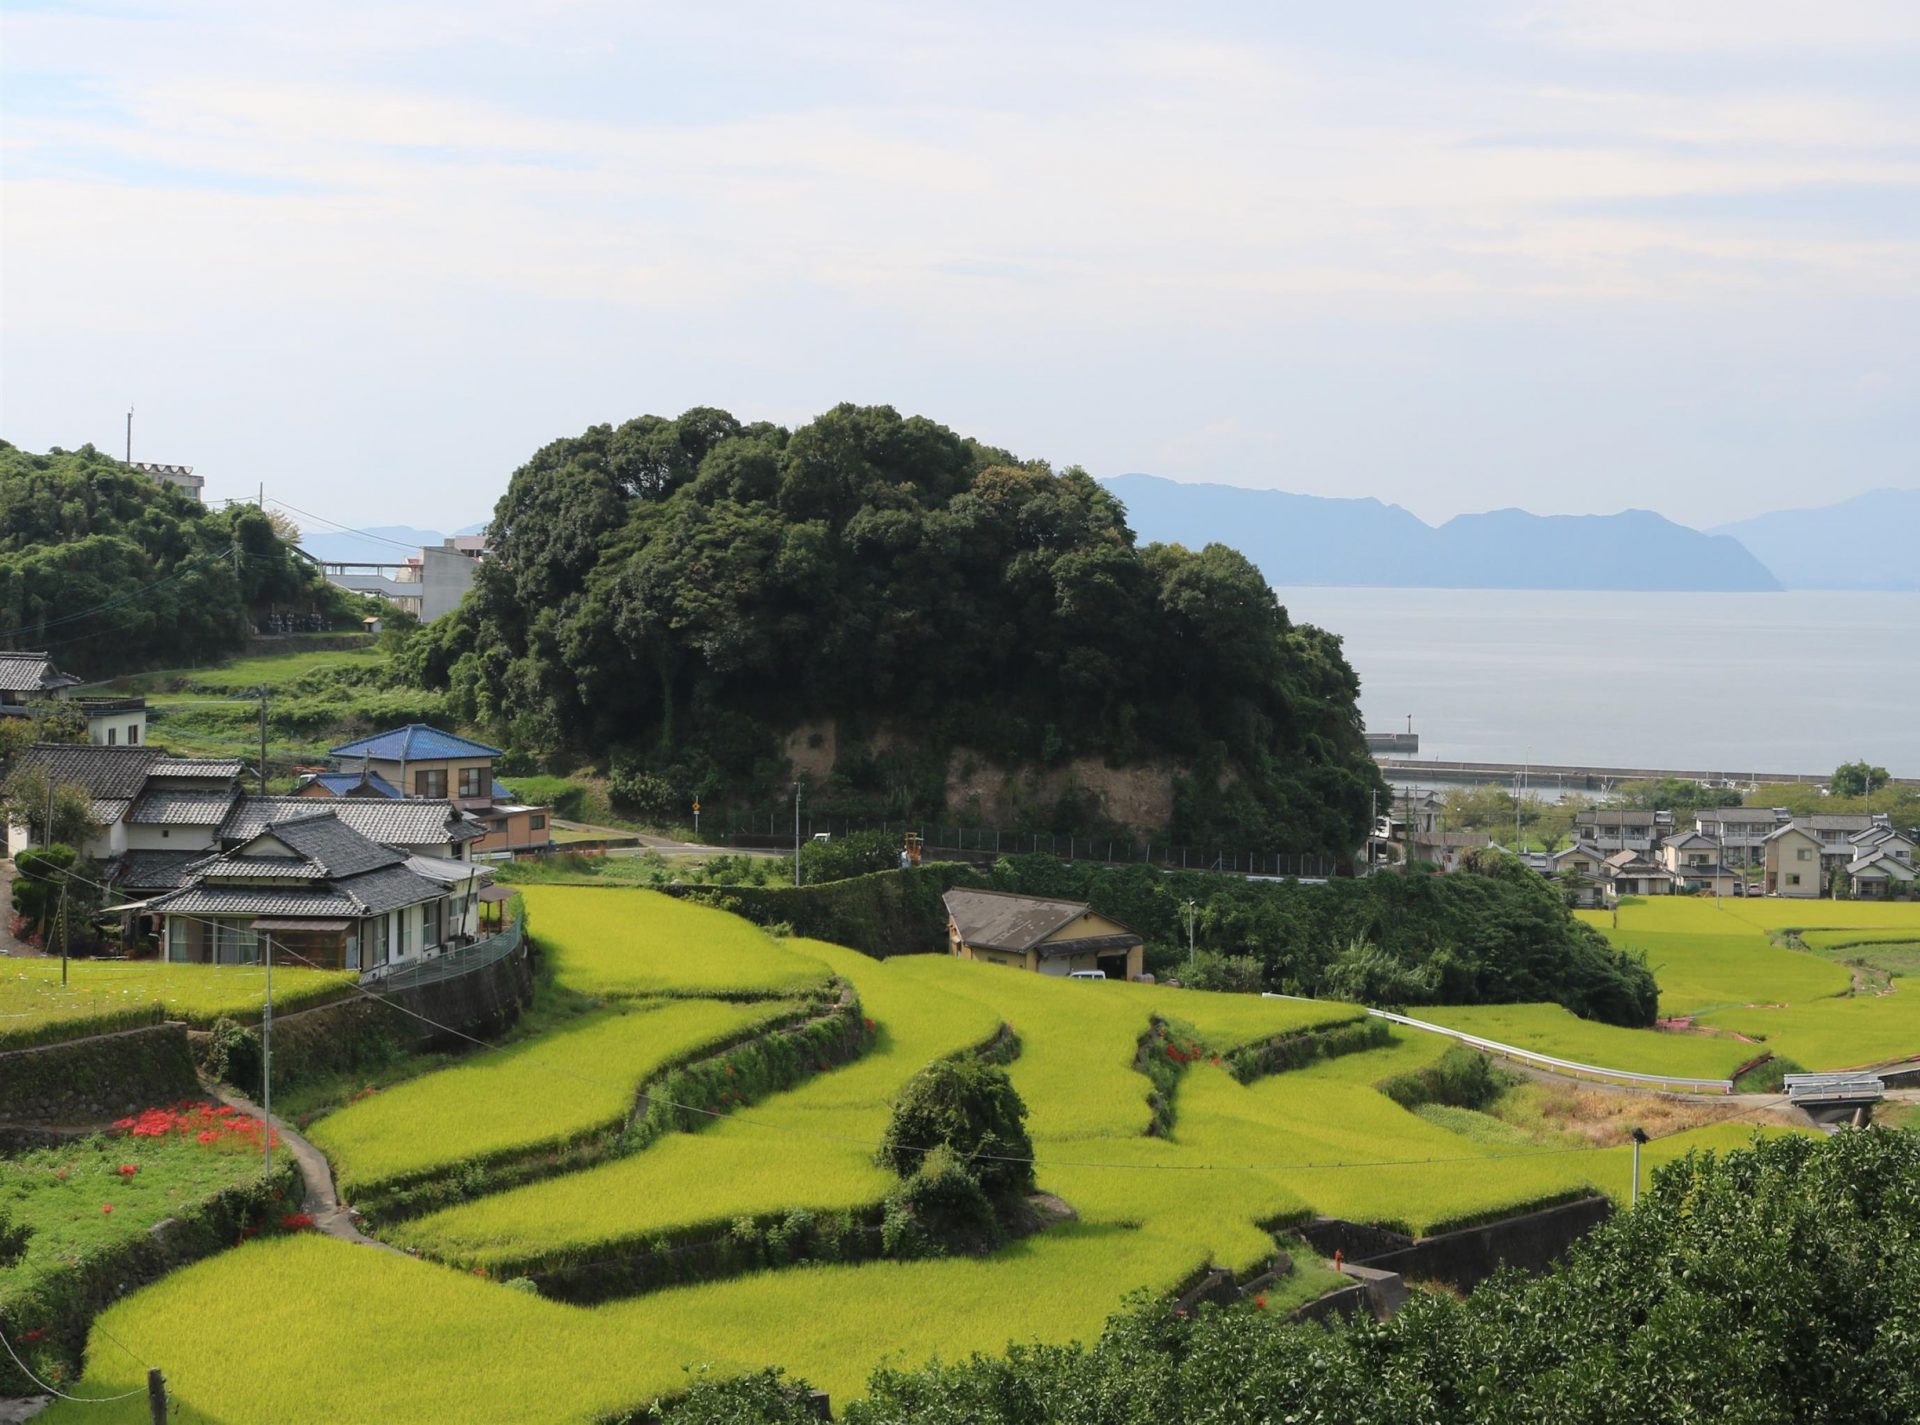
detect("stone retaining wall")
(0, 1023), (200, 1125)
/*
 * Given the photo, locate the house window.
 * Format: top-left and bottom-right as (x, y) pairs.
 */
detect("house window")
(369, 915), (390, 966)
(346, 925), (360, 971)
(423, 899), (442, 949)
(1796, 847), (1812, 862)
(128, 725), (140, 745)
(415, 769), (447, 798)
(1787, 873), (1801, 887)
(106, 727), (117, 745)
(529, 814), (546, 831)
(398, 909), (413, 959)
(167, 918), (191, 963)
(458, 766), (486, 798)
(212, 923), (258, 965)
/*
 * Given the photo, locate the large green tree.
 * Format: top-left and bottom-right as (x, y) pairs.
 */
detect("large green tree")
(0, 441), (358, 675)
(408, 405), (1386, 853)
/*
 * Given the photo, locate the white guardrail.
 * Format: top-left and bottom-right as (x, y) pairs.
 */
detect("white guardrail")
(1259, 994), (1736, 1094)
(1367, 1007), (1736, 1094)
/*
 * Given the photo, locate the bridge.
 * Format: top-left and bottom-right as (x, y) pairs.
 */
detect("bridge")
(1375, 757), (1918, 795)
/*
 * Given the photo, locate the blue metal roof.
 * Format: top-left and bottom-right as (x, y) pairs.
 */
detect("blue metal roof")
(305, 770), (403, 799)
(328, 723), (502, 761)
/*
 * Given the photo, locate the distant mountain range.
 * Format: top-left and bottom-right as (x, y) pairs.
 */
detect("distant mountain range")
(1709, 489), (1920, 591)
(298, 522), (487, 565)
(1102, 475), (1784, 592)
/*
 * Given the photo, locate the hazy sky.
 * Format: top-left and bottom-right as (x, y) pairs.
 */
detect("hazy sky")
(3, 1), (1916, 531)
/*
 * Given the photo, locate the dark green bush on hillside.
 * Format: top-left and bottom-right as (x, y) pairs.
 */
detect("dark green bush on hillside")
(990, 850), (1657, 1026)
(879, 1057), (1035, 1198)
(402, 404), (1384, 853)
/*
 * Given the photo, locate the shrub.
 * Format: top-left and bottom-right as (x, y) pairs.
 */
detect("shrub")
(610, 765), (679, 820)
(880, 1146), (1000, 1259)
(1380, 1044), (1503, 1111)
(1183, 950), (1265, 993)
(200, 1018), (263, 1095)
(877, 1057), (1035, 1198)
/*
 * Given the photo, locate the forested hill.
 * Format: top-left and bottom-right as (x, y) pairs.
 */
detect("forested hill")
(0, 442), (357, 676)
(404, 404), (1386, 852)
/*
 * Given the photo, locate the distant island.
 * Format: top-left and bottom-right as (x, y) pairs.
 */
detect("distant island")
(1710, 488), (1920, 592)
(1102, 474), (1782, 593)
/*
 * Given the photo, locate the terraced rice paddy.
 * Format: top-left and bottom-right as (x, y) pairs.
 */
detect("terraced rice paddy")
(310, 997), (799, 1197)
(43, 888), (1800, 1423)
(519, 885), (833, 999)
(0, 958), (356, 1048)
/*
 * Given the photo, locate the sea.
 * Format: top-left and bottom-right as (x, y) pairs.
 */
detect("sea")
(1271, 587), (1920, 780)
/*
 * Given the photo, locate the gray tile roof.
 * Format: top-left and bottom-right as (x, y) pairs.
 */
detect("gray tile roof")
(16, 743), (161, 798)
(340, 863), (445, 914)
(89, 797), (133, 825)
(128, 790), (239, 826)
(155, 886), (366, 918)
(1804, 814), (1879, 831)
(265, 814), (407, 877)
(185, 855), (327, 880)
(220, 795), (483, 849)
(0, 652), (79, 694)
(149, 758), (248, 780)
(105, 850), (203, 892)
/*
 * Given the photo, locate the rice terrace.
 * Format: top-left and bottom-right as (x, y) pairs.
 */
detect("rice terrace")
(7, 882), (1917, 1422)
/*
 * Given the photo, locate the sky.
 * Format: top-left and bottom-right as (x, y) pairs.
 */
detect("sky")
(2, 0), (1917, 531)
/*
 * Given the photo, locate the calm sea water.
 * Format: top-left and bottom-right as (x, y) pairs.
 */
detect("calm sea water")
(1272, 587), (1920, 776)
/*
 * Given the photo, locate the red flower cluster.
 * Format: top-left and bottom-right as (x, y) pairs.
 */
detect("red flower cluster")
(280, 1212), (317, 1231)
(101, 1203), (113, 1215)
(117, 1163), (139, 1179)
(113, 1101), (277, 1151)
(1163, 1040), (1203, 1064)
(14, 1328), (46, 1346)
(1254, 1294), (1268, 1310)
(863, 1017), (876, 1033)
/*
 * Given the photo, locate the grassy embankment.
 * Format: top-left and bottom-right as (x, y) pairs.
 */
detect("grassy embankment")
(42, 886), (1791, 1422)
(1, 959), (358, 1050)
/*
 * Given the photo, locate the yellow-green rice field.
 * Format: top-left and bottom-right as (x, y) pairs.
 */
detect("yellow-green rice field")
(41, 886), (1796, 1423)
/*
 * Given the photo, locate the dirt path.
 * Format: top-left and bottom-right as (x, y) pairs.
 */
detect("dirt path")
(208, 1085), (400, 1254)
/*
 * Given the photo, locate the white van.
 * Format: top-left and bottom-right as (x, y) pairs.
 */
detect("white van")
(1067, 969), (1106, 981)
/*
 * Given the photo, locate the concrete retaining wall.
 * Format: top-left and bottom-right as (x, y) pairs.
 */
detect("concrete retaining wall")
(1358, 1196), (1611, 1292)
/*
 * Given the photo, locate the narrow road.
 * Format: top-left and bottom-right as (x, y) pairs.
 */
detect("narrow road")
(208, 1085), (400, 1254)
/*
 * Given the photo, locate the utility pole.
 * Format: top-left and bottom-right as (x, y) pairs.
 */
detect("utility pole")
(1630, 1126), (1649, 1205)
(126, 406), (133, 464)
(147, 1367), (167, 1425)
(56, 878), (70, 988)
(792, 782), (803, 887)
(261, 935), (273, 1172)
(258, 692), (269, 794)
(1184, 899), (1197, 970)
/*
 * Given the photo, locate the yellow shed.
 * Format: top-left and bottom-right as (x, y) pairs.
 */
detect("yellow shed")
(942, 887), (1144, 981)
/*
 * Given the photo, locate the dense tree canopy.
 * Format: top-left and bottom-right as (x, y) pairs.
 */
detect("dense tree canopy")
(407, 405), (1384, 851)
(0, 442), (359, 675)
(990, 850), (1657, 1025)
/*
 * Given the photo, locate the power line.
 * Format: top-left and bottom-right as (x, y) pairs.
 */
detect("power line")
(264, 498), (426, 556)
(0, 1328), (149, 1404)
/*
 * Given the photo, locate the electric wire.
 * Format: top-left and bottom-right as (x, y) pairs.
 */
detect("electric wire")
(0, 1328), (149, 1404)
(264, 498), (427, 555)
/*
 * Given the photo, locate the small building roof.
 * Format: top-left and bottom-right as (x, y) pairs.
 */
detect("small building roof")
(220, 795), (485, 848)
(127, 790), (239, 827)
(1665, 831), (1720, 849)
(0, 651), (81, 694)
(1574, 809), (1661, 826)
(329, 724), (502, 762)
(298, 769), (403, 799)
(14, 743), (162, 799)
(942, 887), (1140, 955)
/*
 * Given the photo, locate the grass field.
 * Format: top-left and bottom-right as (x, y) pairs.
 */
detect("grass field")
(1415, 1003), (1759, 1081)
(516, 886), (833, 999)
(309, 997), (798, 1197)
(0, 958), (357, 1048)
(43, 888), (1803, 1421)
(121, 642), (389, 694)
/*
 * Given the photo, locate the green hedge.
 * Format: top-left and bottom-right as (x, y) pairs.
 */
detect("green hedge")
(663, 864), (981, 958)
(0, 1002), (165, 1053)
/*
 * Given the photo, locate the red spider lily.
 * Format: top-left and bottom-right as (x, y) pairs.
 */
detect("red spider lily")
(117, 1163), (139, 1178)
(1254, 1295), (1268, 1310)
(863, 1017), (876, 1033)
(280, 1212), (316, 1231)
(101, 1203), (113, 1215)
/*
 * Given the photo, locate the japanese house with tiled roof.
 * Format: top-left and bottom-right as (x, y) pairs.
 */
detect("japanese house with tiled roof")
(321, 723), (550, 855)
(150, 811), (483, 972)
(942, 887), (1144, 981)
